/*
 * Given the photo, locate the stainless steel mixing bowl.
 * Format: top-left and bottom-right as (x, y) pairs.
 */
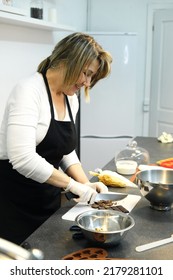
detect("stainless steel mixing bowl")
(136, 169), (173, 210)
(75, 209), (135, 246)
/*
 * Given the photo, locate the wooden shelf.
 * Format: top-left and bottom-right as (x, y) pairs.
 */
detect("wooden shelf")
(0, 10), (75, 31)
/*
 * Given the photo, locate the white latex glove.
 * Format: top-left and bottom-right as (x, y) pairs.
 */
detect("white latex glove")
(66, 178), (97, 204)
(85, 182), (108, 193)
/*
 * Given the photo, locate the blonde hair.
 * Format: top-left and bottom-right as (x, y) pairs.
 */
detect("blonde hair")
(37, 32), (112, 101)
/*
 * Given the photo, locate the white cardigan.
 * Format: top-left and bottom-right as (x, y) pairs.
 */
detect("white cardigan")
(0, 72), (80, 183)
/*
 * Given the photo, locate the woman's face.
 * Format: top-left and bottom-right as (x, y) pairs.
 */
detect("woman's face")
(64, 59), (99, 96)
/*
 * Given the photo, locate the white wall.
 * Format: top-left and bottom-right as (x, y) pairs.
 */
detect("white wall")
(87, 0), (173, 136)
(0, 24), (54, 122)
(0, 0), (87, 123)
(54, 0), (87, 30)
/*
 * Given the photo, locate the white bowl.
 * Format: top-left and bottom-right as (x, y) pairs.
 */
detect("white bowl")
(116, 159), (137, 175)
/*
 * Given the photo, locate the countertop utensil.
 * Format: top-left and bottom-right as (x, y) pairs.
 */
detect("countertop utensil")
(65, 191), (127, 202)
(136, 234), (173, 252)
(94, 192), (127, 201)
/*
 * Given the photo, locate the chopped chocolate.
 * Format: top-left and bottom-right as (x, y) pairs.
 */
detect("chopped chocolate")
(91, 199), (129, 213)
(91, 199), (116, 210)
(116, 205), (129, 213)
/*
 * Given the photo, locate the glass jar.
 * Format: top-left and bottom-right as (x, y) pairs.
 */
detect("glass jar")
(115, 140), (150, 175)
(30, 0), (43, 20)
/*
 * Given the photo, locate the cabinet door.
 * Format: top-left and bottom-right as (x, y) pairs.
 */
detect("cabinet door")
(149, 10), (173, 136)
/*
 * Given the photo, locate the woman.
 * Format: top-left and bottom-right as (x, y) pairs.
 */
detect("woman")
(0, 32), (112, 244)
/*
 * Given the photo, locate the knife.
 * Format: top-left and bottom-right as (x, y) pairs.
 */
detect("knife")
(65, 191), (127, 202)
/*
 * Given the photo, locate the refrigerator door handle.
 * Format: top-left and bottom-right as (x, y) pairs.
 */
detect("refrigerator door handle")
(81, 135), (133, 139)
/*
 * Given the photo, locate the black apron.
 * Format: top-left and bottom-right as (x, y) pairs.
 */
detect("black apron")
(0, 73), (76, 244)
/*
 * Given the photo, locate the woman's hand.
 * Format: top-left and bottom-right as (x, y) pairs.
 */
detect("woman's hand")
(65, 178), (108, 204)
(65, 179), (99, 204)
(85, 182), (108, 193)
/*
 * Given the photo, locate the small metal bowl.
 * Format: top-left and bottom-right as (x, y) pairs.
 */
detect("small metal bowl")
(75, 210), (135, 246)
(136, 169), (173, 211)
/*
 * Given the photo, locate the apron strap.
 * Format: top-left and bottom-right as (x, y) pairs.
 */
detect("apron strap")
(42, 73), (55, 119)
(65, 95), (75, 124)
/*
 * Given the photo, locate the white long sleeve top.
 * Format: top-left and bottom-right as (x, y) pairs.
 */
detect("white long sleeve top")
(0, 72), (80, 183)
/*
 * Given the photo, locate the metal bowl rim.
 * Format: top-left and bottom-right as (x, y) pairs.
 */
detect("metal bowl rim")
(136, 169), (173, 186)
(75, 210), (135, 234)
(136, 169), (173, 176)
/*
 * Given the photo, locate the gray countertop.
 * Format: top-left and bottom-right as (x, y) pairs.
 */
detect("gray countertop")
(25, 137), (173, 259)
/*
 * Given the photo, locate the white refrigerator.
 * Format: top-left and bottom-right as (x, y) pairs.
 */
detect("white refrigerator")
(80, 32), (137, 177)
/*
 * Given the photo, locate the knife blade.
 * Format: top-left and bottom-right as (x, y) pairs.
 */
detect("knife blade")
(65, 191), (127, 202)
(94, 192), (127, 201)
